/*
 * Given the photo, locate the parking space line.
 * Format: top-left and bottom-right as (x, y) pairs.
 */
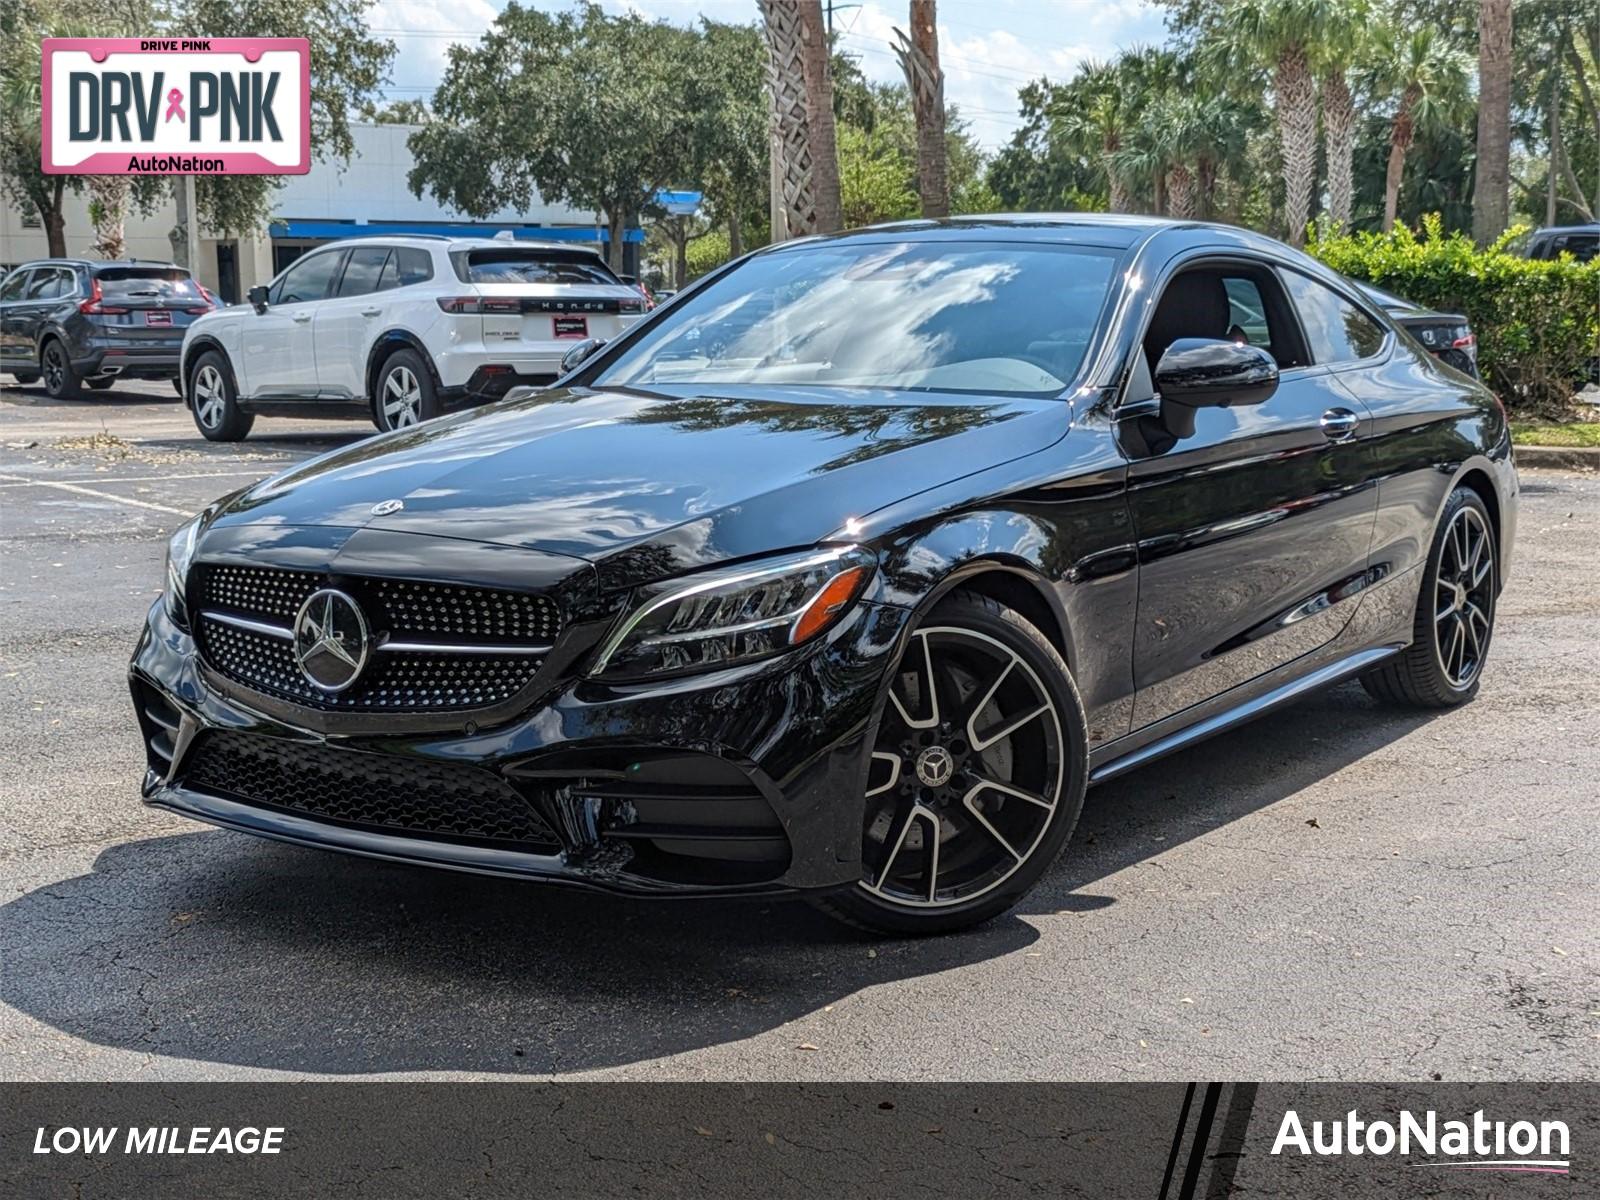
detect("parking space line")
(0, 469), (275, 488)
(0, 473), (192, 517)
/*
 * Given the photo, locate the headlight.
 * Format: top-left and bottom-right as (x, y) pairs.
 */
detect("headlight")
(163, 515), (202, 627)
(591, 546), (875, 679)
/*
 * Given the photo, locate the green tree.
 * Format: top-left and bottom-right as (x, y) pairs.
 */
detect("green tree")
(411, 2), (694, 269)
(1208, 0), (1345, 245)
(1470, 0), (1512, 242)
(1315, 0), (1373, 234)
(837, 122), (918, 227)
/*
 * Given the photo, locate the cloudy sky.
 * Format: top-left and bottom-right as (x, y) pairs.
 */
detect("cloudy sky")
(366, 0), (1169, 151)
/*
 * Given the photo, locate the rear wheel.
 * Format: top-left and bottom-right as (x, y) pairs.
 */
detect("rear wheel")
(373, 349), (439, 432)
(812, 591), (1089, 935)
(40, 341), (80, 398)
(1361, 486), (1497, 708)
(86, 377), (116, 390)
(189, 352), (253, 442)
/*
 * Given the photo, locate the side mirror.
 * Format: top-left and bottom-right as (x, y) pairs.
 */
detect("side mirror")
(1154, 338), (1279, 408)
(560, 337), (607, 376)
(247, 285), (269, 314)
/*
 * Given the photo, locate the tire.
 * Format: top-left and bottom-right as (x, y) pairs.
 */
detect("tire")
(811, 590), (1090, 936)
(372, 349), (439, 432)
(86, 377), (115, 390)
(12, 373), (39, 385)
(1361, 486), (1497, 708)
(40, 340), (80, 398)
(188, 351), (254, 442)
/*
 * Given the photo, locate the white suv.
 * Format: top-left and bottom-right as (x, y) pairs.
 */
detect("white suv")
(179, 235), (647, 441)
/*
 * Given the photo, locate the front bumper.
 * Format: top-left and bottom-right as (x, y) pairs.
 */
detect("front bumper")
(130, 595), (909, 898)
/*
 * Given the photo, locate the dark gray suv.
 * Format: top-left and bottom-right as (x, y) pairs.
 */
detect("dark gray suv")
(0, 259), (215, 398)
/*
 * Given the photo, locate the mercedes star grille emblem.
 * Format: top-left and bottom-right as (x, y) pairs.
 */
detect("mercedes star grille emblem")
(371, 498), (405, 516)
(292, 589), (371, 693)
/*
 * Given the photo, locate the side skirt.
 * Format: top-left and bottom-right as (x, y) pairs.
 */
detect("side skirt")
(1087, 644), (1401, 785)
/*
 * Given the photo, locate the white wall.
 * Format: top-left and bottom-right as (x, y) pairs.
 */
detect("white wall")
(273, 123), (594, 226)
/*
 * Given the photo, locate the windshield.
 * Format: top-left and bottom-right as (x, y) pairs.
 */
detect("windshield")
(593, 240), (1121, 397)
(95, 267), (202, 298)
(456, 249), (622, 286)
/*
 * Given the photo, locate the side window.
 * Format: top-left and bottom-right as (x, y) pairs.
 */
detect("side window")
(57, 268), (83, 299)
(1282, 270), (1387, 364)
(26, 269), (64, 300)
(1143, 263), (1305, 373)
(336, 247), (392, 298)
(395, 248), (433, 286)
(375, 252), (399, 292)
(1221, 277), (1272, 349)
(274, 252), (345, 305)
(0, 269), (32, 301)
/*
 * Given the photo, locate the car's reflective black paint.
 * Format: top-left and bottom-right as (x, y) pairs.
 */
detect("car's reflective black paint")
(131, 216), (1518, 902)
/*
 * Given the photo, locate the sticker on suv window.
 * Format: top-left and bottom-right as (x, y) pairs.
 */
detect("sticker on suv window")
(552, 316), (588, 339)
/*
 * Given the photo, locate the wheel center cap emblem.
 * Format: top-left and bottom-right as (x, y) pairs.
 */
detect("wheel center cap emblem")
(292, 589), (370, 693)
(915, 745), (955, 788)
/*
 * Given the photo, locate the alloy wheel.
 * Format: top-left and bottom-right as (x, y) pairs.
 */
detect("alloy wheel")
(382, 366), (422, 428)
(43, 345), (64, 392)
(1433, 505), (1494, 688)
(193, 364), (226, 429)
(860, 625), (1065, 909)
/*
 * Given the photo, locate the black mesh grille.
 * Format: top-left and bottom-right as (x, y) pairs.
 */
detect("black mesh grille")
(193, 565), (562, 713)
(184, 730), (560, 850)
(199, 565), (321, 623)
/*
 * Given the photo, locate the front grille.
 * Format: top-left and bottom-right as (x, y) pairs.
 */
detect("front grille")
(193, 565), (563, 713)
(183, 730), (560, 850)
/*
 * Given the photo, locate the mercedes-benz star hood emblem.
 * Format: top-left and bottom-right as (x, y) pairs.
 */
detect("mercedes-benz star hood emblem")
(371, 498), (404, 516)
(292, 589), (370, 693)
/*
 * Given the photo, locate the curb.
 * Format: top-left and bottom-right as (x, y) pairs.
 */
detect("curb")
(1514, 445), (1600, 471)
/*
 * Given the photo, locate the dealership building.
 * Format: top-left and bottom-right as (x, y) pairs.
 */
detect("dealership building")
(1, 123), (641, 302)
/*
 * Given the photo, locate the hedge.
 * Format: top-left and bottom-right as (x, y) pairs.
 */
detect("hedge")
(1308, 215), (1600, 413)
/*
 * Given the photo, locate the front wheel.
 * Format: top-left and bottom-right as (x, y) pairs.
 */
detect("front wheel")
(189, 352), (254, 442)
(812, 591), (1089, 935)
(1362, 486), (1497, 708)
(372, 349), (439, 432)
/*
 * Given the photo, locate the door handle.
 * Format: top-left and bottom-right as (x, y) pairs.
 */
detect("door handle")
(1320, 407), (1359, 441)
(361, 307), (382, 317)
(292, 312), (312, 324)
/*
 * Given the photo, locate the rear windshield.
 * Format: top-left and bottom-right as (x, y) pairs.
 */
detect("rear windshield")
(95, 267), (202, 298)
(454, 249), (621, 286)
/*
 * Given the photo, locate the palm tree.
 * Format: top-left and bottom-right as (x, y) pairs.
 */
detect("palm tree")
(1366, 25), (1470, 230)
(760, 0), (842, 235)
(1315, 0), (1372, 234)
(894, 0), (948, 218)
(1211, 0), (1342, 246)
(1470, 0), (1513, 243)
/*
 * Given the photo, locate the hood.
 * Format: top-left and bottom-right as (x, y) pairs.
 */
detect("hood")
(210, 385), (1065, 590)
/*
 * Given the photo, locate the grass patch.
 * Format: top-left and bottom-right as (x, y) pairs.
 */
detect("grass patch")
(1510, 420), (1600, 448)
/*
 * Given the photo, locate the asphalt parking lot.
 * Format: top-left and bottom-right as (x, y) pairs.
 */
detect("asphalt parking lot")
(2, 377), (1597, 1082)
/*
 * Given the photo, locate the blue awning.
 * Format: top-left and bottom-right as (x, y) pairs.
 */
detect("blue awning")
(268, 219), (644, 243)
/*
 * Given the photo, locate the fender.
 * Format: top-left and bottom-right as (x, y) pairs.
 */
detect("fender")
(364, 329), (443, 403)
(181, 335), (230, 406)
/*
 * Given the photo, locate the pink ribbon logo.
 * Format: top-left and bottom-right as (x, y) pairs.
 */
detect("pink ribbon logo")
(164, 88), (185, 123)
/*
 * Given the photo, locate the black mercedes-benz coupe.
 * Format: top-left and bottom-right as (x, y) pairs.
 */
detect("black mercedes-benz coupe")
(130, 216), (1518, 934)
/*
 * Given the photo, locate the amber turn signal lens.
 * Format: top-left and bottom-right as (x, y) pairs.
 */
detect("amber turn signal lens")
(789, 566), (869, 646)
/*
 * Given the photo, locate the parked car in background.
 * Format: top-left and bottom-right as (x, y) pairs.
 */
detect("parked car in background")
(1520, 223), (1599, 262)
(178, 235), (648, 441)
(1357, 283), (1479, 378)
(618, 273), (657, 308)
(0, 259), (213, 398)
(134, 215), (1517, 935)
